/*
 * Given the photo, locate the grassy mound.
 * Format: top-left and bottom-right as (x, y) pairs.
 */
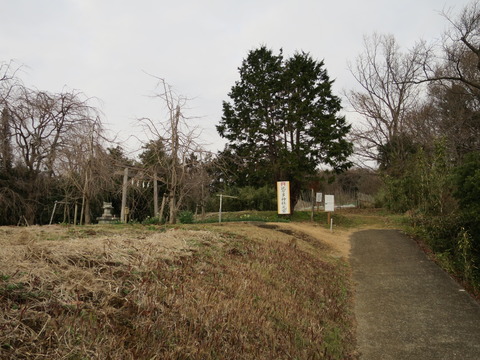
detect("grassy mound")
(0, 223), (356, 359)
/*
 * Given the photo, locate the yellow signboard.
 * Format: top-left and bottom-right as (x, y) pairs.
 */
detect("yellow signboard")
(277, 181), (291, 214)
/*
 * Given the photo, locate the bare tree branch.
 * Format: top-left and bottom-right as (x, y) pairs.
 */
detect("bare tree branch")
(346, 34), (426, 166)
(137, 77), (205, 224)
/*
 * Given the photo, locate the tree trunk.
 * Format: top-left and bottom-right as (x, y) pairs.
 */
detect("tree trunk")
(159, 194), (167, 223)
(153, 172), (158, 217)
(169, 191), (176, 224)
(84, 195), (91, 224)
(121, 167), (128, 222)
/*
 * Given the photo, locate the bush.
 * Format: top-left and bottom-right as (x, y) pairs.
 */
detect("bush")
(381, 141), (453, 215)
(453, 152), (480, 270)
(381, 175), (414, 213)
(178, 210), (194, 224)
(416, 214), (459, 254)
(142, 216), (162, 225)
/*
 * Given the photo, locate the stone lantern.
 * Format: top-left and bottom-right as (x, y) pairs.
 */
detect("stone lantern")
(97, 202), (116, 224)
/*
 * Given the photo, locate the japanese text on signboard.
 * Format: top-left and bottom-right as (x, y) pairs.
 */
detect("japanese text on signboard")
(277, 181), (291, 215)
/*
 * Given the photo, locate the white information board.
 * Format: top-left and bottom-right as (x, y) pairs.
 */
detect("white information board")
(277, 181), (291, 214)
(316, 192), (323, 203)
(324, 195), (335, 212)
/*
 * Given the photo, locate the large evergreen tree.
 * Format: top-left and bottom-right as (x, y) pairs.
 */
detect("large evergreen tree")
(217, 46), (352, 208)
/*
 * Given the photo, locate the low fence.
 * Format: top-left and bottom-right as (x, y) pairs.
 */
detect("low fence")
(294, 190), (375, 211)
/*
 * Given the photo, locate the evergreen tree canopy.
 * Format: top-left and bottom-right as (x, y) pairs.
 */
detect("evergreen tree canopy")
(217, 46), (353, 207)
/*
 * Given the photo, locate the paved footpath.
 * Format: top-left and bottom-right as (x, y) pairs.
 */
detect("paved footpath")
(350, 229), (480, 359)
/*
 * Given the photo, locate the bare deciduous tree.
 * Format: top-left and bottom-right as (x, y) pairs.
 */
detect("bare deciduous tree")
(187, 153), (214, 219)
(57, 116), (117, 224)
(4, 85), (104, 223)
(0, 60), (22, 104)
(0, 61), (22, 173)
(415, 1), (480, 157)
(6, 88), (96, 173)
(346, 34), (428, 167)
(139, 77), (203, 224)
(422, 1), (480, 92)
(0, 108), (13, 171)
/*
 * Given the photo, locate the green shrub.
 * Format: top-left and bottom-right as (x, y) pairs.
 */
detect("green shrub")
(452, 152), (480, 279)
(417, 214), (459, 254)
(142, 216), (162, 225)
(381, 140), (453, 215)
(178, 211), (194, 224)
(380, 145), (480, 291)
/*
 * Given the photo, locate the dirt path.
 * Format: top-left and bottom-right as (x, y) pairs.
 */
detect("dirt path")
(274, 222), (353, 258)
(350, 229), (480, 359)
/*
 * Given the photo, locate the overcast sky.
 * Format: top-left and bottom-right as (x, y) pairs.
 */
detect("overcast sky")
(1, 0), (471, 155)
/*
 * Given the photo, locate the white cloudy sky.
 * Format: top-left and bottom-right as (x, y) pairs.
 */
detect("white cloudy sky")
(1, 0), (471, 155)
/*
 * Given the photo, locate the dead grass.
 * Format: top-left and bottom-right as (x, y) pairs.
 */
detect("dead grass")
(0, 223), (357, 359)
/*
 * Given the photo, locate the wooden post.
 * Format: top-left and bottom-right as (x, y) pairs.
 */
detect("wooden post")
(120, 167), (128, 223)
(218, 194), (223, 223)
(79, 195), (85, 225)
(169, 192), (176, 224)
(49, 201), (58, 225)
(327, 212), (331, 226)
(310, 188), (315, 222)
(201, 183), (206, 220)
(153, 172), (158, 217)
(159, 194), (167, 223)
(67, 202), (71, 223)
(216, 194), (238, 223)
(74, 203), (78, 226)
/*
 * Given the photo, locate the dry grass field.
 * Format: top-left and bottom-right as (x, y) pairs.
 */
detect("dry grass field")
(0, 222), (357, 359)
